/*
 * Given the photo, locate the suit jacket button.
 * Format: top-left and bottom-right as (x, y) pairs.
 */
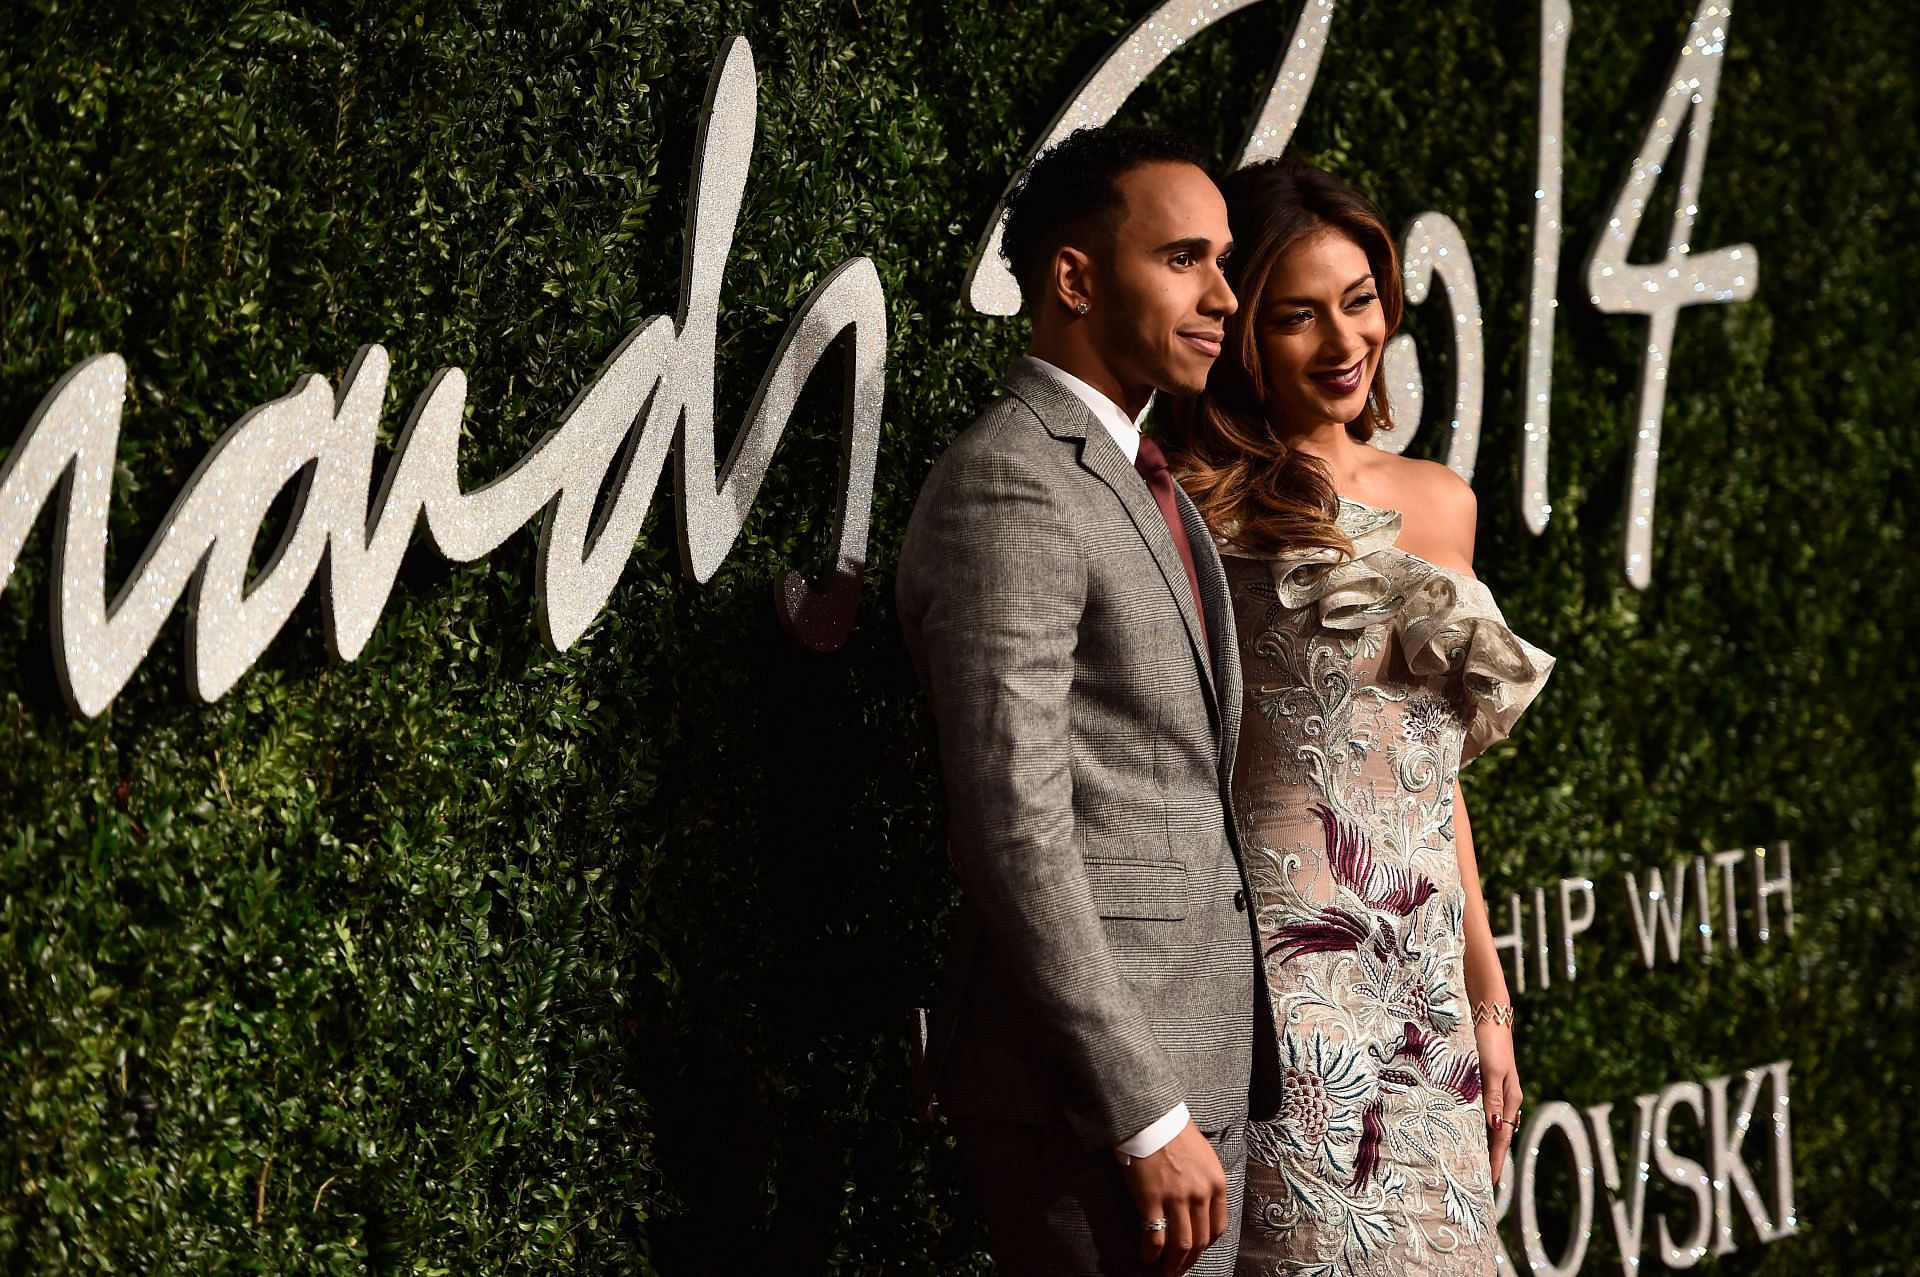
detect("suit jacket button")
(1234, 888), (1248, 912)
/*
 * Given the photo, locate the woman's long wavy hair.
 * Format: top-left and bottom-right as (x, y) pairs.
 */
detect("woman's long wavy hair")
(1170, 157), (1404, 558)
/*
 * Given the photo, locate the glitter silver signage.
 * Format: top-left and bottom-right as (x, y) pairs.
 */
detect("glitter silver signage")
(1492, 1061), (1796, 1273)
(1520, 0), (1571, 535)
(0, 37), (885, 718)
(1491, 844), (1794, 986)
(1375, 211), (1485, 480)
(1583, 1), (1756, 586)
(968, 0), (1760, 589)
(1625, 843), (1793, 969)
(963, 0), (1338, 317)
(1516, 1100), (1596, 1276)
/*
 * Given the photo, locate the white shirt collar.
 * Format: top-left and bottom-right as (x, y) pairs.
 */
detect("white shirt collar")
(1020, 355), (1152, 464)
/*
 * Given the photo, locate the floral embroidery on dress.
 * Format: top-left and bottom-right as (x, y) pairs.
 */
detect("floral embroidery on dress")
(1225, 499), (1552, 1276)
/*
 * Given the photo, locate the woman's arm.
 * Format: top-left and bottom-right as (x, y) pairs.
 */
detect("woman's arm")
(1454, 781), (1523, 1182)
(1406, 458), (1523, 1175)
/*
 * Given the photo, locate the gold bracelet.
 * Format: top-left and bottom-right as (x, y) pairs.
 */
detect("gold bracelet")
(1471, 999), (1516, 1027)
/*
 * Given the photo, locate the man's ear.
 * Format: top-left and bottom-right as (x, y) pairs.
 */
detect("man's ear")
(1049, 246), (1094, 316)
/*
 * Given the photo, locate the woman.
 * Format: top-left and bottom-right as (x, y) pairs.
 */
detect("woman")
(1171, 157), (1553, 1273)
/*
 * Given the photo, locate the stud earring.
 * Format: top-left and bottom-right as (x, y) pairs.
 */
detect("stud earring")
(1074, 301), (1089, 315)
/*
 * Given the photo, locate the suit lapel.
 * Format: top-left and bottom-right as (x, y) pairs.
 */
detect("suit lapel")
(1179, 485), (1240, 786)
(1001, 365), (1218, 714)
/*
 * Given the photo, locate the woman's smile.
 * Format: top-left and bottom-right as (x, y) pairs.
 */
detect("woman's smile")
(1307, 357), (1367, 396)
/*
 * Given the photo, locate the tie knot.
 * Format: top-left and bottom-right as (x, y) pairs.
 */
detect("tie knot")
(1134, 433), (1170, 479)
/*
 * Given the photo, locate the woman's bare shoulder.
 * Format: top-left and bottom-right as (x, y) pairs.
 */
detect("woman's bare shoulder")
(1377, 454), (1476, 571)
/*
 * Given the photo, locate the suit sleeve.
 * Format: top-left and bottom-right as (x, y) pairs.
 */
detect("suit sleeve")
(898, 450), (1186, 1147)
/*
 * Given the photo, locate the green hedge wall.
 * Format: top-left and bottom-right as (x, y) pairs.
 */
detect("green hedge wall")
(1, 1), (1913, 1272)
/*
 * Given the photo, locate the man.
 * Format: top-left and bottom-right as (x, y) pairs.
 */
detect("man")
(897, 127), (1281, 1276)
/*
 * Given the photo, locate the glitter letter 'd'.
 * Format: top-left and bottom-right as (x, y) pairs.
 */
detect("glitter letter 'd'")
(0, 38), (885, 717)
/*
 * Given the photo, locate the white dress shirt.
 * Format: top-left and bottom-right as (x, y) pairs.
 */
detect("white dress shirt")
(1018, 355), (1192, 1161)
(1021, 355), (1149, 463)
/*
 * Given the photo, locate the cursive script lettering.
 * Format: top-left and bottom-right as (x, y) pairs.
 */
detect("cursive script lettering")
(1375, 211), (1485, 479)
(0, 37), (884, 718)
(963, 0), (1337, 317)
(1583, 0), (1756, 587)
(968, 0), (1761, 587)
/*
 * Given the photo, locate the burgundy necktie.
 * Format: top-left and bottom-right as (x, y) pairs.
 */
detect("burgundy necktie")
(1132, 435), (1209, 662)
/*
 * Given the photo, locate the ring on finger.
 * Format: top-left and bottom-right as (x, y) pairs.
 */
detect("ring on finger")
(1142, 1218), (1169, 1233)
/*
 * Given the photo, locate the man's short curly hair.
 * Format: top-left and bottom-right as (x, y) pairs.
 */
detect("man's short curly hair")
(999, 126), (1211, 307)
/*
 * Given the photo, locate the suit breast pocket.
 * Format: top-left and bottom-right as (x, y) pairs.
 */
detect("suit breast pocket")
(1083, 856), (1189, 921)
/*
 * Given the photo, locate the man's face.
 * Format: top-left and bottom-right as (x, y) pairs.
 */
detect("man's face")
(1088, 162), (1238, 396)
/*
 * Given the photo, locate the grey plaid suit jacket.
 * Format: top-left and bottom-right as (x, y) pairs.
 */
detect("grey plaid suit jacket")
(898, 359), (1281, 1150)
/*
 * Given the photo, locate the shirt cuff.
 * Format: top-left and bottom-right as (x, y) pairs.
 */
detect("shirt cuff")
(1115, 1102), (1191, 1159)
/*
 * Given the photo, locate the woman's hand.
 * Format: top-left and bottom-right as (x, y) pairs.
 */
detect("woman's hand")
(1476, 1018), (1522, 1182)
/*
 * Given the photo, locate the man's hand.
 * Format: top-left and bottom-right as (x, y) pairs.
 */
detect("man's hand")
(1118, 1120), (1229, 1274)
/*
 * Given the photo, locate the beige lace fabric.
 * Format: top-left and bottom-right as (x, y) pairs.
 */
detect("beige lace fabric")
(1223, 498), (1553, 1276)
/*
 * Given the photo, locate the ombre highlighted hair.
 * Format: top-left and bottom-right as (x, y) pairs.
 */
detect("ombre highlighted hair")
(1169, 157), (1404, 558)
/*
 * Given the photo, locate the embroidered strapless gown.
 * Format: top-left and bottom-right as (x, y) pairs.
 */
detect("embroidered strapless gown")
(1223, 499), (1554, 1276)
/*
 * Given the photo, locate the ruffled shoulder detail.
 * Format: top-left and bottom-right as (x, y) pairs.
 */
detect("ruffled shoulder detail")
(1399, 562), (1556, 764)
(1216, 501), (1404, 629)
(1220, 499), (1555, 763)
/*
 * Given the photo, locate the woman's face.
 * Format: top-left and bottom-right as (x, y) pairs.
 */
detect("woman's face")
(1252, 229), (1388, 434)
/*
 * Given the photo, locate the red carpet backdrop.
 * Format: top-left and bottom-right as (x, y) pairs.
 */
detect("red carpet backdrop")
(0, 1), (1912, 1272)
